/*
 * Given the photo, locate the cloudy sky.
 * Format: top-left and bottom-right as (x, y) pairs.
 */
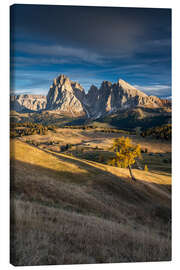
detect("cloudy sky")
(10, 4), (171, 98)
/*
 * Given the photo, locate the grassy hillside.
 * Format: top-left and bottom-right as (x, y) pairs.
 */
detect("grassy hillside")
(10, 139), (171, 265)
(18, 127), (171, 152)
(18, 127), (171, 175)
(10, 110), (86, 127)
(97, 107), (171, 130)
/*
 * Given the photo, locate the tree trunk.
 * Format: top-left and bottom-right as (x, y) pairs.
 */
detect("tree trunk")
(128, 165), (136, 181)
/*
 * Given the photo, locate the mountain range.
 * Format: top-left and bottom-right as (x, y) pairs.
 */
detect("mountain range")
(10, 74), (171, 119)
(10, 94), (47, 112)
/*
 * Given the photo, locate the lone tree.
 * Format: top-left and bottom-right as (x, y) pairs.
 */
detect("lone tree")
(109, 136), (141, 181)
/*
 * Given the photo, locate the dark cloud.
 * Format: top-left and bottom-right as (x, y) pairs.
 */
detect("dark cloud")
(11, 5), (171, 55)
(10, 4), (171, 97)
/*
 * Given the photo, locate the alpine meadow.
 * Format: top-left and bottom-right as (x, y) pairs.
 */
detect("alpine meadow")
(10, 4), (172, 266)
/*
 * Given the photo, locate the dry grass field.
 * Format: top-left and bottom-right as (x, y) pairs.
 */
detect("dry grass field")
(10, 133), (171, 265)
(19, 128), (171, 174)
(19, 127), (171, 152)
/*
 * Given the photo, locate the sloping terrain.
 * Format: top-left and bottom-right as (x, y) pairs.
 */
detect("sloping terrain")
(9, 105), (171, 130)
(10, 139), (171, 265)
(96, 107), (171, 130)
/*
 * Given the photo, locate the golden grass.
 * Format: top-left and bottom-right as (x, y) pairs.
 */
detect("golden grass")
(11, 139), (87, 176)
(10, 139), (171, 265)
(46, 148), (171, 185)
(20, 128), (89, 145)
(106, 166), (171, 185)
(19, 128), (171, 153)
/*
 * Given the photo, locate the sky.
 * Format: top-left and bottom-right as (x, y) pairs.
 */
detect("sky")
(10, 4), (171, 98)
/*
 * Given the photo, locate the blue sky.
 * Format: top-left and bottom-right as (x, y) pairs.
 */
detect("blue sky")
(10, 5), (171, 98)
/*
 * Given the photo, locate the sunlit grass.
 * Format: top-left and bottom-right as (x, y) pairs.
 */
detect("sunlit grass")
(10, 138), (171, 265)
(10, 139), (87, 176)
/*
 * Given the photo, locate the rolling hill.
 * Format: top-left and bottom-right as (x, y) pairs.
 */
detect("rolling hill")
(10, 139), (171, 265)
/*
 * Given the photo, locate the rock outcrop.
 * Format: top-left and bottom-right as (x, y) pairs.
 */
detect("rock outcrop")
(10, 94), (47, 112)
(46, 74), (86, 116)
(10, 74), (168, 118)
(84, 78), (163, 118)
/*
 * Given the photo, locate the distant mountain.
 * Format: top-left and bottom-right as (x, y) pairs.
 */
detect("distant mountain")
(160, 98), (172, 107)
(10, 94), (47, 112)
(10, 74), (171, 119)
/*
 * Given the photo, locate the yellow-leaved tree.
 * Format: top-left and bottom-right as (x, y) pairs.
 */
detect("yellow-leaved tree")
(109, 136), (141, 181)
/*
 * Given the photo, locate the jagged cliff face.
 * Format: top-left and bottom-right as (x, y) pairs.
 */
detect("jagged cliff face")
(84, 79), (163, 118)
(46, 74), (86, 116)
(10, 95), (47, 112)
(45, 75), (164, 118)
(10, 74), (169, 118)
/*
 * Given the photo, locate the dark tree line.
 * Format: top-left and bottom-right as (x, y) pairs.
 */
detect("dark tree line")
(63, 125), (131, 134)
(140, 124), (171, 140)
(10, 122), (56, 138)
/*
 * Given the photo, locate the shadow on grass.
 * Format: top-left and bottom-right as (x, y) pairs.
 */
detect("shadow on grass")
(10, 152), (171, 266)
(10, 140), (171, 215)
(10, 146), (171, 209)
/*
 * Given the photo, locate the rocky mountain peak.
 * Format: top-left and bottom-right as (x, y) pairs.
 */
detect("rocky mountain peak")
(118, 78), (132, 87)
(11, 75), (167, 118)
(117, 78), (136, 90)
(54, 74), (72, 92)
(88, 85), (98, 95)
(117, 79), (148, 98)
(46, 74), (86, 115)
(101, 80), (112, 88)
(54, 74), (68, 84)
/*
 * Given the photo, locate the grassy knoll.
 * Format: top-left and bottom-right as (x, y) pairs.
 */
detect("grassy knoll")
(10, 139), (171, 265)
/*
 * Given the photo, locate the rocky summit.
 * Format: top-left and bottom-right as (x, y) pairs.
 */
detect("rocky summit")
(45, 74), (165, 118)
(86, 79), (164, 118)
(10, 74), (170, 117)
(46, 74), (86, 116)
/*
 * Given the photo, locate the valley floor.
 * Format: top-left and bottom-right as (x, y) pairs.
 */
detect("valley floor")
(10, 135), (171, 265)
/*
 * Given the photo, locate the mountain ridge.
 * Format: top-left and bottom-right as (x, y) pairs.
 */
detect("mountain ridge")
(10, 94), (47, 112)
(10, 74), (171, 118)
